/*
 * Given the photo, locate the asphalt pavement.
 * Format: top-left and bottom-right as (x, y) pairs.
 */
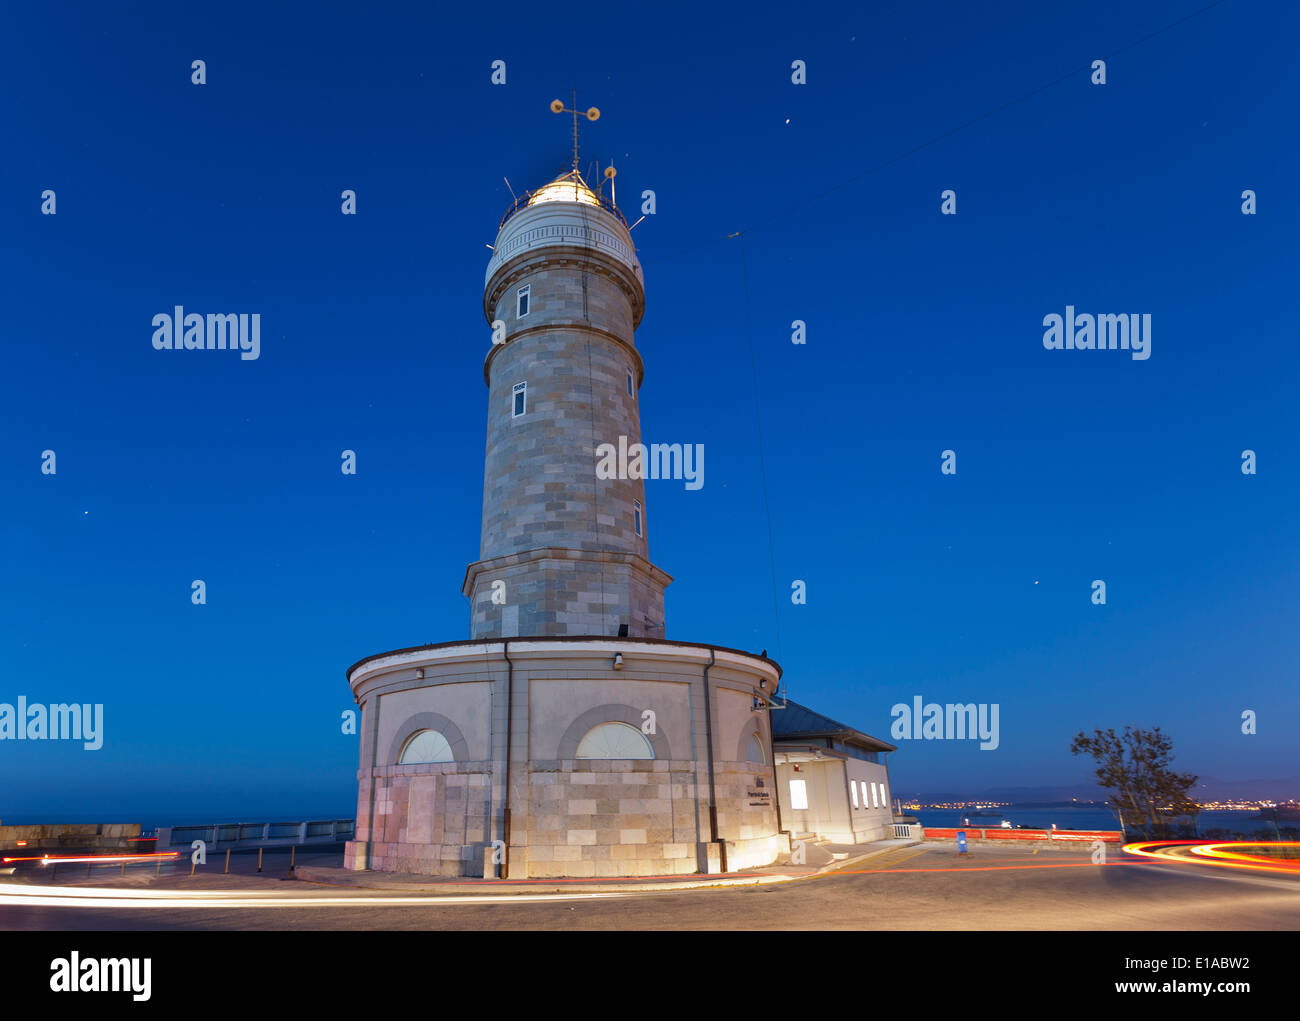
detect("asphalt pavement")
(2, 841), (1297, 930)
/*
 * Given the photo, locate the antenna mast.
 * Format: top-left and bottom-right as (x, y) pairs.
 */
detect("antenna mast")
(571, 88), (579, 171)
(550, 92), (601, 182)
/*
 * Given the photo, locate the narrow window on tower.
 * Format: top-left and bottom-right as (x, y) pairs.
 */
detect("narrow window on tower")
(633, 500), (643, 537)
(626, 370), (634, 397)
(516, 284), (530, 318)
(512, 381), (527, 418)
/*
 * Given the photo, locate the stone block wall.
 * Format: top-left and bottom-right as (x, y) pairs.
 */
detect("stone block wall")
(344, 640), (786, 879)
(513, 759), (701, 878)
(0, 822), (142, 852)
(480, 270), (645, 561)
(712, 760), (785, 870)
(466, 232), (669, 641)
(466, 549), (669, 639)
(506, 757), (782, 878)
(346, 762), (493, 877)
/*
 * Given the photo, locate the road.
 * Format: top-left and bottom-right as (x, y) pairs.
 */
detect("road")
(2, 843), (1298, 930)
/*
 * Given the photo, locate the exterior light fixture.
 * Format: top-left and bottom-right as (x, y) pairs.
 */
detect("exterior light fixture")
(613, 653), (623, 670)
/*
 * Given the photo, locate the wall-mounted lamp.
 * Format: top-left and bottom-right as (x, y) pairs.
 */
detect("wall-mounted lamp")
(613, 653), (623, 670)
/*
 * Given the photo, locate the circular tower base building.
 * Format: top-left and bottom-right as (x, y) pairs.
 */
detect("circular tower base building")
(343, 638), (787, 878)
(344, 146), (788, 879)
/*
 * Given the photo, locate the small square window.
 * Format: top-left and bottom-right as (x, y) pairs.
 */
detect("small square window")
(633, 500), (643, 537)
(517, 285), (530, 318)
(512, 381), (526, 417)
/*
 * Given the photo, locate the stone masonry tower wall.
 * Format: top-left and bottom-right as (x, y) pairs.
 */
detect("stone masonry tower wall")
(463, 177), (672, 639)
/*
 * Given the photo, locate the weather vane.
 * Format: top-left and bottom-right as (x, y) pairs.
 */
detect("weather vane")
(550, 90), (600, 173)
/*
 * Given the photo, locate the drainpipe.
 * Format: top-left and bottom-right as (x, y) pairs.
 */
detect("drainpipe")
(364, 694), (380, 870)
(701, 649), (727, 872)
(501, 640), (513, 879)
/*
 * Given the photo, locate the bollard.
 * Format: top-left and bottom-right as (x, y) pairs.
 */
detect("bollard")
(257, 847), (263, 873)
(120, 862), (126, 877)
(50, 863), (57, 881)
(289, 845), (296, 873)
(87, 862), (92, 879)
(189, 859), (196, 877)
(155, 857), (162, 877)
(224, 848), (231, 875)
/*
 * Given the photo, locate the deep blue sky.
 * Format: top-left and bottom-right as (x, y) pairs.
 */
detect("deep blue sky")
(2, 0), (1296, 823)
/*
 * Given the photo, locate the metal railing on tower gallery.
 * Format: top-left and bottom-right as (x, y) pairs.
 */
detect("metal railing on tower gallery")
(498, 187), (628, 231)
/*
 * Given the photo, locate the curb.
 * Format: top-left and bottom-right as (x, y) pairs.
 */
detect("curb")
(293, 866), (801, 896)
(291, 839), (921, 897)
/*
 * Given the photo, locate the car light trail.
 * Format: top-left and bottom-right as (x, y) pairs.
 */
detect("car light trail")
(836, 861), (1140, 874)
(1, 852), (182, 864)
(1123, 840), (1300, 875)
(0, 884), (635, 909)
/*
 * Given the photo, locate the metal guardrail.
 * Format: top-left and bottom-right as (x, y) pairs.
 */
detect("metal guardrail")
(157, 820), (354, 849)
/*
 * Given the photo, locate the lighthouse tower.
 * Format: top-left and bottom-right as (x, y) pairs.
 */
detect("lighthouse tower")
(464, 168), (670, 639)
(343, 105), (786, 880)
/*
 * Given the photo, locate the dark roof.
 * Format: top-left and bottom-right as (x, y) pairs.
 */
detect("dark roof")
(771, 697), (896, 753)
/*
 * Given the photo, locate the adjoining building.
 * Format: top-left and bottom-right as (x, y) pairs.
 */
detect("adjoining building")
(773, 700), (897, 844)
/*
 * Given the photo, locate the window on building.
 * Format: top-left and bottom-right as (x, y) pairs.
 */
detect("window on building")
(512, 381), (526, 417)
(879, 782), (889, 808)
(517, 284), (530, 318)
(398, 729), (455, 765)
(850, 780), (858, 808)
(860, 781), (869, 808)
(789, 779), (809, 811)
(633, 500), (643, 536)
(627, 370), (634, 397)
(746, 734), (765, 764)
(871, 782), (879, 808)
(575, 722), (654, 759)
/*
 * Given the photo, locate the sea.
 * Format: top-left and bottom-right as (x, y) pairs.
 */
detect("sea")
(912, 806), (1292, 837)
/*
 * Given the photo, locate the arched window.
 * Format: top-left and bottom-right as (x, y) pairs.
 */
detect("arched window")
(398, 729), (455, 764)
(575, 722), (654, 760)
(746, 734), (765, 764)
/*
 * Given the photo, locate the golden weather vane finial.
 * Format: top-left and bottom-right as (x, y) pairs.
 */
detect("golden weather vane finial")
(550, 90), (600, 173)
